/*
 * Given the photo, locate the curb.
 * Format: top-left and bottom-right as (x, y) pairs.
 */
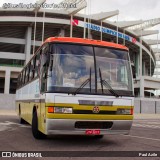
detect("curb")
(134, 114), (160, 119)
(0, 110), (17, 116)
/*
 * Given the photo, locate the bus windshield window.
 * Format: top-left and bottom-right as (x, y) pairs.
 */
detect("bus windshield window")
(47, 43), (133, 95)
(47, 44), (95, 93)
(94, 47), (132, 92)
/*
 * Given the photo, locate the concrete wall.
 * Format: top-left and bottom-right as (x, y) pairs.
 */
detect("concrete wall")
(156, 101), (160, 114)
(0, 95), (160, 114)
(134, 98), (160, 114)
(134, 100), (140, 113)
(0, 94), (16, 110)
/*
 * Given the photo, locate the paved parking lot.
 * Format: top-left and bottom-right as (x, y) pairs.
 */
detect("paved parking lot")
(0, 111), (160, 159)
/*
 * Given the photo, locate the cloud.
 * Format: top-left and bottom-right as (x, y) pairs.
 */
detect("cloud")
(86, 0), (160, 21)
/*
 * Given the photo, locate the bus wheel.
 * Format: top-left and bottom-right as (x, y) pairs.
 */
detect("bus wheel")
(94, 135), (104, 139)
(32, 111), (46, 139)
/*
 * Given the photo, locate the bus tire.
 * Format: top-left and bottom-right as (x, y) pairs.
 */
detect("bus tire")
(32, 111), (46, 139)
(94, 135), (104, 139)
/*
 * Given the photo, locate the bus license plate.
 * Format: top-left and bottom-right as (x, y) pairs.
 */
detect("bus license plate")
(85, 130), (100, 135)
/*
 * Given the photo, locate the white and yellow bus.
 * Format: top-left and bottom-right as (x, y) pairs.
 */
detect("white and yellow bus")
(16, 37), (134, 139)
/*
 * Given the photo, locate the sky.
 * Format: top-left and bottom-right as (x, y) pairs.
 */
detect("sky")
(0, 0), (160, 44)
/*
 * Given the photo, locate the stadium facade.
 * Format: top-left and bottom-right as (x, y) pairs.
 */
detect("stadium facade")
(0, 1), (160, 99)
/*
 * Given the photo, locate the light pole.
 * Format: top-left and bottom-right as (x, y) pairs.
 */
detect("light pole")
(33, 0), (46, 54)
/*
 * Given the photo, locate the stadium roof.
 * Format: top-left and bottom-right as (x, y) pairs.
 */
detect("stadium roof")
(0, 0), (160, 55)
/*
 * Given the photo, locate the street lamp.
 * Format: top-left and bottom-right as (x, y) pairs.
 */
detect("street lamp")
(32, 0), (46, 54)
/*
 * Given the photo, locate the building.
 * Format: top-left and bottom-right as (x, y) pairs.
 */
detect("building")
(0, 0), (160, 100)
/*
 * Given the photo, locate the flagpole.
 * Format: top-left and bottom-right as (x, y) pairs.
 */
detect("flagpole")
(116, 15), (119, 44)
(87, 0), (90, 39)
(123, 29), (125, 46)
(100, 20), (103, 41)
(83, 7), (86, 39)
(42, 11), (45, 44)
(70, 14), (73, 37)
(33, 11), (37, 54)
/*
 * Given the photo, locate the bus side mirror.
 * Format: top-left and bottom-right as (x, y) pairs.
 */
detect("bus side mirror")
(132, 65), (136, 79)
(49, 54), (54, 72)
(49, 60), (53, 72)
(44, 72), (48, 79)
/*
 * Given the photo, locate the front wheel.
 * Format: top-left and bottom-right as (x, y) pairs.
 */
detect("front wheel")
(32, 111), (46, 139)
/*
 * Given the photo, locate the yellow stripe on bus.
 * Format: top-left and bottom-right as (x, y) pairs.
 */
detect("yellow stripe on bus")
(46, 103), (133, 111)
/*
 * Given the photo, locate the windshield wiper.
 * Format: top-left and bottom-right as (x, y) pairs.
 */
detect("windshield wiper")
(68, 68), (91, 95)
(99, 68), (119, 98)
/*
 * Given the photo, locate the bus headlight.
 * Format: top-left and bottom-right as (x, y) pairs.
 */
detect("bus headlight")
(54, 107), (73, 114)
(117, 109), (132, 115)
(47, 106), (73, 113)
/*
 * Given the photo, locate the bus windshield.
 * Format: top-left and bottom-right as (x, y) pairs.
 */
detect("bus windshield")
(94, 47), (132, 94)
(47, 43), (133, 96)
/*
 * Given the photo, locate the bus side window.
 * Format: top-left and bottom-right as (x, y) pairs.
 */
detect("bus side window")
(34, 52), (40, 78)
(24, 68), (27, 85)
(22, 69), (25, 85)
(28, 63), (31, 82)
(40, 44), (49, 92)
(20, 73), (22, 87)
(20, 72), (23, 87)
(17, 75), (20, 88)
(25, 67), (27, 84)
(32, 56), (36, 79)
(29, 59), (34, 81)
(25, 63), (30, 84)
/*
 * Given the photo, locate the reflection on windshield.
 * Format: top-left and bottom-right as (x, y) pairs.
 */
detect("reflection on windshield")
(47, 43), (133, 95)
(48, 54), (94, 88)
(94, 46), (132, 92)
(47, 44), (95, 93)
(96, 57), (132, 91)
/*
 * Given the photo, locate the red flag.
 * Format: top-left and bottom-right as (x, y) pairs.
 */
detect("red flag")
(71, 19), (79, 26)
(132, 38), (137, 43)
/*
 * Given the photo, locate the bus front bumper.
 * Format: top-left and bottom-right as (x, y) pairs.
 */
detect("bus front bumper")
(45, 119), (133, 135)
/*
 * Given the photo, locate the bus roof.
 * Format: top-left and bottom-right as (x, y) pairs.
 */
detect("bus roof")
(44, 37), (128, 50)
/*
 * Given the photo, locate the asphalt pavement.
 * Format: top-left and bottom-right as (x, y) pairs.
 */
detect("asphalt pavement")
(0, 110), (160, 160)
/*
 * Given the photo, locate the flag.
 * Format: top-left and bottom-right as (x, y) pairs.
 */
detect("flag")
(132, 38), (137, 43)
(71, 19), (79, 26)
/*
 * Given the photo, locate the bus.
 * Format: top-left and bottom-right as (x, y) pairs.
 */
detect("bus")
(16, 37), (134, 139)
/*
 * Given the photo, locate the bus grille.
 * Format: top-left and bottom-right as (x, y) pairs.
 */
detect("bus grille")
(75, 121), (113, 129)
(73, 110), (116, 114)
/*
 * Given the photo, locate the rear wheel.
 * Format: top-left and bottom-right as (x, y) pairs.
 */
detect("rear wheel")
(32, 111), (46, 139)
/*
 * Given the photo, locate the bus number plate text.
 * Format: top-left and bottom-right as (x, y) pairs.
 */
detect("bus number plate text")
(85, 130), (100, 135)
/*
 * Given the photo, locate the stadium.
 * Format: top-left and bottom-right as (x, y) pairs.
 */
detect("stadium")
(0, 0), (160, 112)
